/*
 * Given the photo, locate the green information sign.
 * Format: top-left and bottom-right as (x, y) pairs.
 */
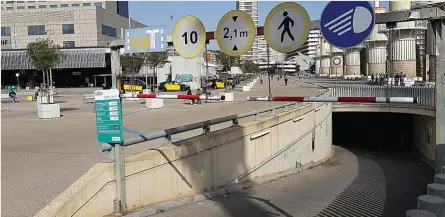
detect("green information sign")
(94, 89), (123, 144)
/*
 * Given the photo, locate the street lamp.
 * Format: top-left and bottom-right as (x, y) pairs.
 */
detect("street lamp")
(15, 73), (19, 87)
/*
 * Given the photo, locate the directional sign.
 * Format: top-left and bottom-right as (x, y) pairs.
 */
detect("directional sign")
(125, 26), (167, 53)
(216, 10), (255, 57)
(264, 2), (310, 54)
(320, 1), (375, 49)
(173, 16), (206, 59)
(94, 89), (123, 144)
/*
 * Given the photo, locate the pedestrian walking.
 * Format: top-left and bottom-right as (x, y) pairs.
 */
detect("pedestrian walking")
(284, 76), (288, 86)
(371, 73), (375, 85)
(395, 73), (400, 86)
(400, 72), (405, 86)
(196, 88), (202, 105)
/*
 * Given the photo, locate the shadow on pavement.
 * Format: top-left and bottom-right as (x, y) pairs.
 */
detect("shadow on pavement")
(315, 146), (433, 217)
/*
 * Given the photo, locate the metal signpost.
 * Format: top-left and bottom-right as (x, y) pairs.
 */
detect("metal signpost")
(320, 1), (375, 49)
(263, 2), (311, 54)
(172, 15), (207, 100)
(263, 2), (310, 100)
(94, 89), (125, 213)
(216, 10), (256, 57)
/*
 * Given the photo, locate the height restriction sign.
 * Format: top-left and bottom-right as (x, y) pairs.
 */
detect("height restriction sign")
(173, 16), (206, 59)
(216, 10), (255, 57)
(264, 2), (311, 54)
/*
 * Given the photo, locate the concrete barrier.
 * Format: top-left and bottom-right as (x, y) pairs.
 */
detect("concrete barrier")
(34, 103), (333, 217)
(242, 86), (250, 92)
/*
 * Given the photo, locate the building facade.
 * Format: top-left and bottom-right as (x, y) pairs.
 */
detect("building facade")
(1, 1), (146, 87)
(236, 1), (259, 62)
(286, 29), (320, 58)
(257, 35), (285, 62)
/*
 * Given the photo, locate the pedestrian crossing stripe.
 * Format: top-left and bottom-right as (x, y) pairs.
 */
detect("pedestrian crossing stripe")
(264, 2), (311, 54)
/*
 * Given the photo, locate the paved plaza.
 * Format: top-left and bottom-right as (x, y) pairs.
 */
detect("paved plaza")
(1, 77), (325, 217)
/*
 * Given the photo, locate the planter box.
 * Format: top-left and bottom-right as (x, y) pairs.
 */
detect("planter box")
(146, 98), (164, 109)
(242, 86), (250, 92)
(38, 103), (60, 119)
(220, 92), (234, 102)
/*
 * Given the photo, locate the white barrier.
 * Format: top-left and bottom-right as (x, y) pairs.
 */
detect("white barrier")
(242, 86), (250, 92)
(143, 89), (164, 109)
(37, 103), (60, 119)
(220, 92), (234, 102)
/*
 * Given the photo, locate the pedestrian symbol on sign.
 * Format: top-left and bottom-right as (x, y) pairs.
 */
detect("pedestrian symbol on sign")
(263, 2), (310, 54)
(278, 11), (295, 43)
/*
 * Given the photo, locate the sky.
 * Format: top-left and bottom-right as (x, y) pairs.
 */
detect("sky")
(129, 1), (389, 49)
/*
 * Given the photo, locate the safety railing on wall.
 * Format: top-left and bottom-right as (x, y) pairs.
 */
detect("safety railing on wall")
(100, 101), (304, 152)
(329, 86), (436, 107)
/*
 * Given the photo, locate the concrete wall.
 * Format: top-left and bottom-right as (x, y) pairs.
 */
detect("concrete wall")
(34, 102), (333, 217)
(156, 56), (205, 90)
(413, 115), (436, 162)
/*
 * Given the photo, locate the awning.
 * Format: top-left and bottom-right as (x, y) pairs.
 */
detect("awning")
(1, 47), (107, 70)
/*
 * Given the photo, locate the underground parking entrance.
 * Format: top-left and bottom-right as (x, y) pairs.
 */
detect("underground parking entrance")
(327, 112), (435, 217)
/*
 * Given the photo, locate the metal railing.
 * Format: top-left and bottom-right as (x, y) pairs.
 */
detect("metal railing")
(100, 102), (304, 152)
(329, 86), (436, 107)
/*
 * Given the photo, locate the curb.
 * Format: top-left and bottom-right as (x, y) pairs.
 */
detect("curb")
(124, 146), (336, 217)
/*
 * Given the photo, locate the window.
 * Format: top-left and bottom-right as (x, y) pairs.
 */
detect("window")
(62, 24), (74, 34)
(17, 1), (24, 3)
(28, 25), (45, 35)
(6, 1), (14, 4)
(38, 5), (46, 8)
(60, 4), (68, 7)
(28, 5), (35, 9)
(49, 4), (57, 8)
(94, 2), (102, 7)
(71, 3), (79, 7)
(63, 41), (75, 48)
(117, 1), (129, 18)
(1, 27), (11, 36)
(102, 25), (117, 37)
(17, 6), (25, 9)
(83, 3), (91, 6)
(6, 7), (13, 10)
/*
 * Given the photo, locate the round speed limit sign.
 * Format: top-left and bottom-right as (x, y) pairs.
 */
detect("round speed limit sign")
(173, 16), (206, 59)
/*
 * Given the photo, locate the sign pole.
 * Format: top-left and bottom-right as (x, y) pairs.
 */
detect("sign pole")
(94, 89), (125, 213)
(267, 45), (272, 101)
(114, 141), (126, 213)
(205, 42), (209, 102)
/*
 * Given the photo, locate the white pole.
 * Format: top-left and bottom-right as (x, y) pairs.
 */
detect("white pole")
(49, 68), (53, 88)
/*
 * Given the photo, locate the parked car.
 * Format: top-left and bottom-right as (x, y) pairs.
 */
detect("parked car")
(207, 79), (225, 89)
(158, 81), (190, 91)
(122, 79), (147, 92)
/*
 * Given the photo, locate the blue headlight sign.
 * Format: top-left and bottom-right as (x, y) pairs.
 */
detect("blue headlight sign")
(320, 1), (375, 49)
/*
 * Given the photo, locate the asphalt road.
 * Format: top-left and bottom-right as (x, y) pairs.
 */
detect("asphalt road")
(1, 78), (325, 217)
(152, 146), (434, 217)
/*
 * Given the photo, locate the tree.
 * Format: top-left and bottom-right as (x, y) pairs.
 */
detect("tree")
(215, 50), (239, 72)
(120, 53), (145, 74)
(240, 60), (260, 74)
(27, 38), (62, 89)
(145, 52), (168, 71)
(27, 38), (62, 71)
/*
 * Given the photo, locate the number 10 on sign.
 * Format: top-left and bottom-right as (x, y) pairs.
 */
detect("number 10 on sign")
(181, 31), (198, 44)
(173, 16), (206, 59)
